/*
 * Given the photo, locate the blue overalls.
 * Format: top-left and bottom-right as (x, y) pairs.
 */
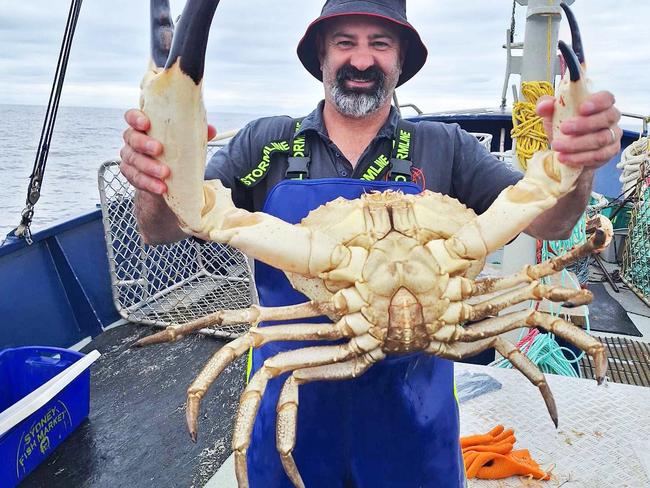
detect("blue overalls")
(246, 178), (466, 488)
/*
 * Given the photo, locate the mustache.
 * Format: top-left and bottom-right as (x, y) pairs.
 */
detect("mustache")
(336, 64), (384, 86)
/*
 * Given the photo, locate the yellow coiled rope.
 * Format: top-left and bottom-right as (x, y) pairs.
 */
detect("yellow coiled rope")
(511, 81), (554, 170)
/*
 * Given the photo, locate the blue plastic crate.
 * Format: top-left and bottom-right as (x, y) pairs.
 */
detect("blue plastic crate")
(0, 346), (100, 487)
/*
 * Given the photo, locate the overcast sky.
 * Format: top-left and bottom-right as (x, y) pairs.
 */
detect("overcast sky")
(1, 0), (648, 126)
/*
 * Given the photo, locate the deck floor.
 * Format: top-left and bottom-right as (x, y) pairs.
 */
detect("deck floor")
(581, 336), (650, 387)
(21, 322), (243, 488)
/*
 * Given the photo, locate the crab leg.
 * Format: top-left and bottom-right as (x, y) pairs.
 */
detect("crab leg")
(472, 282), (592, 317)
(456, 310), (606, 383)
(429, 337), (558, 426)
(185, 312), (374, 439)
(133, 301), (329, 347)
(443, 4), (592, 262)
(438, 219), (611, 302)
(528, 311), (606, 382)
(440, 282), (592, 325)
(140, 0), (345, 277)
(276, 351), (384, 488)
(185, 323), (346, 441)
(231, 336), (382, 488)
(470, 226), (609, 297)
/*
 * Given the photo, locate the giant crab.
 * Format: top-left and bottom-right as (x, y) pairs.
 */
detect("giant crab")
(137, 1), (611, 487)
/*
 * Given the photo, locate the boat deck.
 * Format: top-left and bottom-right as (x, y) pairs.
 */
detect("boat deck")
(21, 322), (244, 488)
(579, 262), (650, 387)
(460, 364), (650, 487)
(581, 336), (650, 387)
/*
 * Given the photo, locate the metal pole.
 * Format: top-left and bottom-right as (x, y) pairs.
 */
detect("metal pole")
(519, 0), (563, 84)
(502, 0), (566, 304)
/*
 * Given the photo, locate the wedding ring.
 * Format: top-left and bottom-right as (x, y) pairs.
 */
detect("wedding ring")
(608, 127), (617, 144)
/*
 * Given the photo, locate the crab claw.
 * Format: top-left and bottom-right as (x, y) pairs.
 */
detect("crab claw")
(161, 0), (221, 86)
(150, 0), (174, 69)
(558, 41), (581, 83)
(586, 215), (614, 253)
(140, 0), (345, 279)
(140, 0), (220, 236)
(552, 3), (591, 143)
(560, 2), (585, 67)
(140, 0), (175, 108)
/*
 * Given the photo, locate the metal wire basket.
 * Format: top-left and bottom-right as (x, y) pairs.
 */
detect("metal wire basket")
(98, 159), (254, 339)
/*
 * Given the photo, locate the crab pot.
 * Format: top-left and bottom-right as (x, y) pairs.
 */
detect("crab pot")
(0, 347), (94, 487)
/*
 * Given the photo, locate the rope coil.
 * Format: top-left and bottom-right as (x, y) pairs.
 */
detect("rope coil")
(617, 136), (649, 196)
(511, 81), (554, 170)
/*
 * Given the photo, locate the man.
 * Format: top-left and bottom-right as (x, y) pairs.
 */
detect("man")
(120, 1), (621, 486)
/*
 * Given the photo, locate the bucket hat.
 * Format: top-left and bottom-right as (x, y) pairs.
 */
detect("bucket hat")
(297, 0), (428, 87)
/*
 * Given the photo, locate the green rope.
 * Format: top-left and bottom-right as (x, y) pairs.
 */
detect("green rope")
(492, 328), (583, 377)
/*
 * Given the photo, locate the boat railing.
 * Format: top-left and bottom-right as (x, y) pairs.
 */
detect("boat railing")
(206, 129), (240, 160)
(621, 111), (650, 136)
(97, 160), (255, 339)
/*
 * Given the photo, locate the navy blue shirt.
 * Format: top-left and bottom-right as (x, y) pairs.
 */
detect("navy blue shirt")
(206, 101), (523, 214)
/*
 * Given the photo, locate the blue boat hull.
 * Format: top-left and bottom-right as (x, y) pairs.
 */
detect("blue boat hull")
(1, 210), (119, 348)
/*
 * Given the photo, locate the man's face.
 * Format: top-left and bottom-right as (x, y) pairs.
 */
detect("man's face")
(319, 16), (404, 118)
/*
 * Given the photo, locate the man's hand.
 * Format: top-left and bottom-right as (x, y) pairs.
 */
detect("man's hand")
(536, 90), (622, 169)
(119, 108), (217, 195)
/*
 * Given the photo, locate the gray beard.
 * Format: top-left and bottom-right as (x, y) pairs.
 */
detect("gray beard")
(330, 84), (389, 118)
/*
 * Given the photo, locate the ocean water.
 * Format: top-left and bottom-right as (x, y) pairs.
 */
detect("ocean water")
(0, 104), (261, 239)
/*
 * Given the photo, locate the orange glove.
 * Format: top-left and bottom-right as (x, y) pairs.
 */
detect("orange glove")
(460, 425), (515, 451)
(461, 425), (551, 481)
(464, 448), (550, 480)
